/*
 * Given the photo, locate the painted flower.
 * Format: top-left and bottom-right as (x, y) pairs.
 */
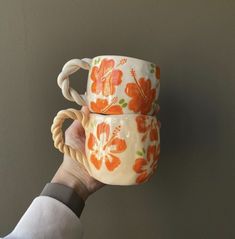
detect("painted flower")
(136, 115), (158, 142)
(155, 66), (160, 80)
(125, 69), (156, 114)
(133, 144), (160, 184)
(90, 97), (123, 114)
(90, 58), (123, 96)
(87, 122), (127, 171)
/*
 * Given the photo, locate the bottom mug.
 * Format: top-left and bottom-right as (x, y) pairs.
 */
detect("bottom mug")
(51, 109), (160, 185)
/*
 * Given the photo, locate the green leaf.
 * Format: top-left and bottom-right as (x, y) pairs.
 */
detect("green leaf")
(150, 69), (154, 73)
(143, 148), (145, 153)
(122, 103), (128, 108)
(151, 63), (155, 67)
(136, 151), (143, 156)
(119, 99), (125, 104)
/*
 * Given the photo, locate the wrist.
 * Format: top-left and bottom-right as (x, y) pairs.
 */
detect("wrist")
(51, 163), (90, 201)
(40, 182), (85, 217)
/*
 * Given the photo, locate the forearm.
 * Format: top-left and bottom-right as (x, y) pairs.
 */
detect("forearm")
(3, 195), (84, 239)
(2, 159), (88, 239)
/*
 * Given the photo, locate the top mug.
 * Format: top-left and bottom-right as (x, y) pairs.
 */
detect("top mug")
(57, 55), (160, 115)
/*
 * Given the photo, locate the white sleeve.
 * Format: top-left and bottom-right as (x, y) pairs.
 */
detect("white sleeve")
(2, 195), (84, 239)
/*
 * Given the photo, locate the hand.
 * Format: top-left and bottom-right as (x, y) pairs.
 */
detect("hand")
(51, 106), (105, 201)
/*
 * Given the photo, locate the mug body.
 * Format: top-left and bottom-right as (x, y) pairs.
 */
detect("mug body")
(86, 55), (160, 115)
(83, 113), (160, 185)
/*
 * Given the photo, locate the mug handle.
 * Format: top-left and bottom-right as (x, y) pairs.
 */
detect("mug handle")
(57, 58), (92, 106)
(51, 108), (89, 164)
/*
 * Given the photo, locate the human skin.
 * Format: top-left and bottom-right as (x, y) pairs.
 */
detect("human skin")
(51, 106), (105, 201)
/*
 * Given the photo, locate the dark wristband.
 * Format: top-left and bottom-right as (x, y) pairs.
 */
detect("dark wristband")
(40, 183), (85, 218)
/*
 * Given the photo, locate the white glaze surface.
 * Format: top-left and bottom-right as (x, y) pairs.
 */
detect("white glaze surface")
(83, 113), (160, 185)
(85, 55), (160, 115)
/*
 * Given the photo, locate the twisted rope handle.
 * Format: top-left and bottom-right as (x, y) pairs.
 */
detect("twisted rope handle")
(57, 58), (92, 106)
(51, 108), (89, 164)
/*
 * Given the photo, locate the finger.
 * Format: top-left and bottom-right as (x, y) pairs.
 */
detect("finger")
(68, 119), (82, 131)
(65, 106), (88, 138)
(68, 106), (88, 129)
(81, 106), (89, 116)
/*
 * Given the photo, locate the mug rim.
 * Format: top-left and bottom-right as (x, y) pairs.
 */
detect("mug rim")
(92, 55), (157, 66)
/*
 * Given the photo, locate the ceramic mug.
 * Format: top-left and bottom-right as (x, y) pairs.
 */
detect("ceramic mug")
(57, 55), (160, 116)
(51, 108), (160, 185)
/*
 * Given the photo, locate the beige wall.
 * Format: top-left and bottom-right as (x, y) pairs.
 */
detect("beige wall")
(0, 0), (234, 238)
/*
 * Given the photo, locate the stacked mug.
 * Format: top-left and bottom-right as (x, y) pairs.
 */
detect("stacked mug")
(51, 55), (161, 185)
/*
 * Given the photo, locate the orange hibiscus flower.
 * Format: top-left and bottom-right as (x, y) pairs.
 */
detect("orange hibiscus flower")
(125, 69), (156, 114)
(133, 144), (160, 184)
(87, 122), (127, 171)
(90, 58), (123, 96)
(90, 97), (123, 114)
(136, 115), (158, 142)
